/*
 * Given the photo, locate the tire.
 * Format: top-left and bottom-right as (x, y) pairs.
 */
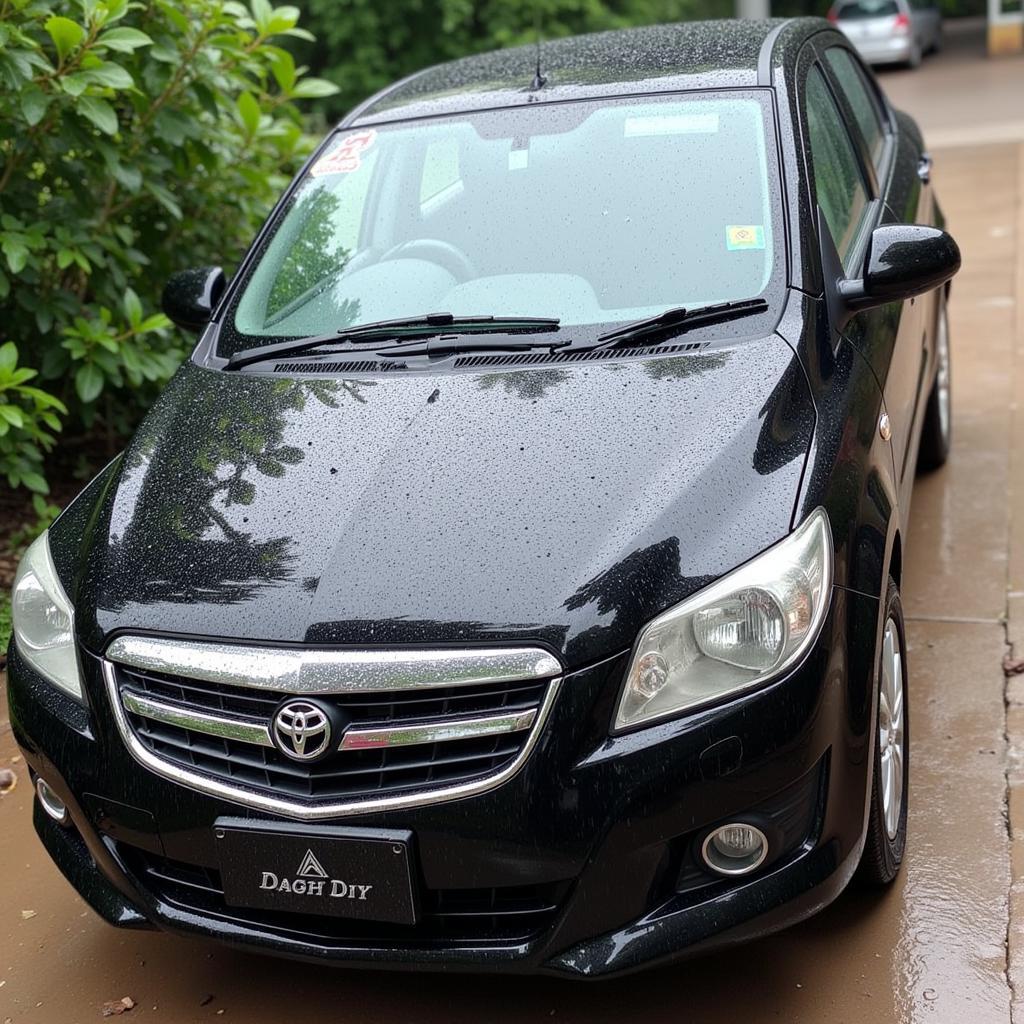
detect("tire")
(857, 578), (909, 886)
(906, 43), (922, 69)
(917, 297), (951, 472)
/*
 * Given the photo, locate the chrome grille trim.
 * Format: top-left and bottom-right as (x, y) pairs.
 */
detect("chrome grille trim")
(121, 689), (272, 746)
(337, 708), (537, 749)
(102, 641), (562, 821)
(120, 688), (539, 752)
(106, 636), (561, 694)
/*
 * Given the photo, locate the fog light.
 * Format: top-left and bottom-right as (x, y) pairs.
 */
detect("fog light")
(36, 778), (69, 825)
(701, 822), (768, 876)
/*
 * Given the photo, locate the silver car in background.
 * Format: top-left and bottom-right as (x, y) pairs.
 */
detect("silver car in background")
(828, 0), (943, 68)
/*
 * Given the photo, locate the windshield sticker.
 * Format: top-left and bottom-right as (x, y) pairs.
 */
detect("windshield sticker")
(623, 114), (719, 137)
(726, 225), (766, 251)
(508, 148), (529, 171)
(310, 130), (377, 177)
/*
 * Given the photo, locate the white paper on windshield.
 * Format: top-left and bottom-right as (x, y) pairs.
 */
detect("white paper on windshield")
(623, 114), (720, 137)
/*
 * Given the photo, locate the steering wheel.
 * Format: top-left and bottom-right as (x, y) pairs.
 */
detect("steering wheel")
(381, 238), (476, 282)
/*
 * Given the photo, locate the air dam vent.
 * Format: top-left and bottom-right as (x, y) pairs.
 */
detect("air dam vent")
(273, 360), (402, 374)
(270, 341), (709, 374)
(454, 341), (709, 369)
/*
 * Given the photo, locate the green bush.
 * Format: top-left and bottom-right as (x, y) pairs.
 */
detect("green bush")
(0, 0), (337, 500)
(294, 0), (733, 121)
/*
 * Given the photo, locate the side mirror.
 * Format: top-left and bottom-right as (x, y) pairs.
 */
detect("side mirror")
(840, 224), (960, 316)
(161, 266), (226, 333)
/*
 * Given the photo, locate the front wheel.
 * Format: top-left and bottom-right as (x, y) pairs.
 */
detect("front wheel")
(857, 578), (909, 885)
(918, 298), (952, 471)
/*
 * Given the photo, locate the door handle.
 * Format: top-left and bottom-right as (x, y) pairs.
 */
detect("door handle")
(917, 152), (933, 184)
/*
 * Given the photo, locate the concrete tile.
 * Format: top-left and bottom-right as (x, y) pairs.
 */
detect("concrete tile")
(904, 144), (1017, 622)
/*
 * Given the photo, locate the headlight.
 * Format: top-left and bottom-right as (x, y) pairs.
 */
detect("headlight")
(11, 531), (83, 700)
(614, 508), (832, 731)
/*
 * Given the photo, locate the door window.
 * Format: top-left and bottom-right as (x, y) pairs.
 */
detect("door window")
(825, 48), (885, 166)
(805, 65), (870, 273)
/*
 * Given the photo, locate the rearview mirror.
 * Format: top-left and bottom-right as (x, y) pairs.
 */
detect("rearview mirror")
(161, 266), (226, 333)
(840, 224), (960, 317)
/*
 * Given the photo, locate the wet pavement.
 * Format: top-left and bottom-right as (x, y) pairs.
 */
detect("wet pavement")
(4, 38), (1024, 1024)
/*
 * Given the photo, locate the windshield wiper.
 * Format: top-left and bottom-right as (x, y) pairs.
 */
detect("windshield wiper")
(590, 298), (769, 350)
(224, 313), (561, 370)
(377, 335), (570, 358)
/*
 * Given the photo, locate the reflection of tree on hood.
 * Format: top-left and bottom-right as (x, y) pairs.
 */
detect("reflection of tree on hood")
(477, 369), (571, 401)
(104, 371), (359, 608)
(640, 351), (728, 381)
(563, 537), (713, 662)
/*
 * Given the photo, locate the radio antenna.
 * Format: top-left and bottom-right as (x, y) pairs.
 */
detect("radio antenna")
(530, 6), (546, 91)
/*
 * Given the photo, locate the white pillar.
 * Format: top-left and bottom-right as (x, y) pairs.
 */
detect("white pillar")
(736, 0), (771, 19)
(988, 0), (1024, 54)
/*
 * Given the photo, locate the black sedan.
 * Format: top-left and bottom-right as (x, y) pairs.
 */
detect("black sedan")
(7, 17), (959, 977)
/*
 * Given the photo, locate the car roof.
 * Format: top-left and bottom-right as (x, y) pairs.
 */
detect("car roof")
(346, 17), (829, 126)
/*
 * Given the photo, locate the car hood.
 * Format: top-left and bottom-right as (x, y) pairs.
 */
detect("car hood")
(71, 338), (814, 669)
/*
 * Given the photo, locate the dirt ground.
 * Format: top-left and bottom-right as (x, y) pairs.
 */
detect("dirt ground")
(3, 26), (1024, 1024)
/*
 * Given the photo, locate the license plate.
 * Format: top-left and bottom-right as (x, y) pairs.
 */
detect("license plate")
(214, 820), (419, 925)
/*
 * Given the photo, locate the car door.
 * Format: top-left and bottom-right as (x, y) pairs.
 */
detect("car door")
(812, 42), (928, 512)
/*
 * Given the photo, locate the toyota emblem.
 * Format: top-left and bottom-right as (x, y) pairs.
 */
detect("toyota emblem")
(271, 700), (332, 761)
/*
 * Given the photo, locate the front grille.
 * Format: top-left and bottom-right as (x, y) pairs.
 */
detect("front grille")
(120, 845), (569, 945)
(115, 663), (550, 804)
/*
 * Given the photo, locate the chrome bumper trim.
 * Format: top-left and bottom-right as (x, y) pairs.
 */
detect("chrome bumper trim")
(120, 688), (538, 752)
(106, 635), (562, 694)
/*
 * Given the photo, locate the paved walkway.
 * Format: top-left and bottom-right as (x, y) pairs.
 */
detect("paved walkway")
(880, 22), (1024, 147)
(2, 37), (1024, 1024)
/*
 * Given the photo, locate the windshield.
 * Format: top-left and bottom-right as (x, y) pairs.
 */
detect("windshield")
(837, 0), (901, 18)
(221, 92), (780, 357)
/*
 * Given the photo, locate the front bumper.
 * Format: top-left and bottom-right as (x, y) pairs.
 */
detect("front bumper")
(8, 586), (881, 977)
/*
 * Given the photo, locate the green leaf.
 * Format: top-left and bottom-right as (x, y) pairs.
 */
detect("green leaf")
(60, 73), (90, 97)
(0, 406), (26, 429)
(22, 387), (67, 414)
(76, 95), (119, 135)
(137, 313), (171, 332)
(250, 0), (274, 33)
(112, 163), (142, 191)
(19, 85), (50, 127)
(74, 363), (104, 403)
(1, 237), (29, 274)
(236, 90), (260, 136)
(97, 27), (153, 52)
(123, 287), (142, 327)
(266, 5), (300, 34)
(290, 78), (340, 99)
(0, 342), (17, 373)
(21, 472), (49, 495)
(145, 181), (182, 219)
(45, 16), (85, 63)
(268, 49), (296, 93)
(156, 1), (190, 33)
(79, 61), (135, 90)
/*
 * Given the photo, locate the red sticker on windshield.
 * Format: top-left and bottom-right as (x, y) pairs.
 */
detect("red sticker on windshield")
(310, 130), (377, 177)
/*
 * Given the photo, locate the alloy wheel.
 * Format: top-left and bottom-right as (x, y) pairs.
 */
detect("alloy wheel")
(878, 617), (906, 840)
(936, 304), (951, 445)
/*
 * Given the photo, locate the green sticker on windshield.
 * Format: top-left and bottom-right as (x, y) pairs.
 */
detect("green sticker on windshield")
(726, 225), (766, 251)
